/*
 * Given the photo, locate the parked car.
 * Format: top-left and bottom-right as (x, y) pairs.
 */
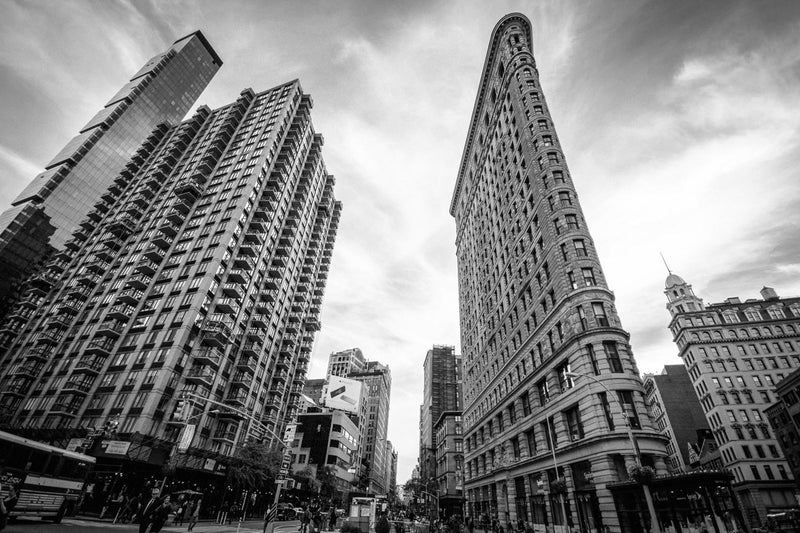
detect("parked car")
(276, 503), (297, 520)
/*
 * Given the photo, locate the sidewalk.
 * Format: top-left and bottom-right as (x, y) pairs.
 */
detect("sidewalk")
(69, 516), (303, 533)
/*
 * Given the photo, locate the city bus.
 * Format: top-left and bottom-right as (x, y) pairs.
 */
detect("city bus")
(0, 429), (95, 522)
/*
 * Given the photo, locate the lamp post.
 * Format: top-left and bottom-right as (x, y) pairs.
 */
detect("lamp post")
(564, 372), (661, 533)
(544, 417), (570, 533)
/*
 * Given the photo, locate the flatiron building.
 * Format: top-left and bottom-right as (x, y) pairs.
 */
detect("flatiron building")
(451, 14), (669, 532)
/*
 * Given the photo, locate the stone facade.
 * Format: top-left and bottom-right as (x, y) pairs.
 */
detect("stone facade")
(665, 278), (800, 527)
(451, 13), (669, 532)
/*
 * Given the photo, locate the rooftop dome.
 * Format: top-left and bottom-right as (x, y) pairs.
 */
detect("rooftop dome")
(665, 273), (686, 288)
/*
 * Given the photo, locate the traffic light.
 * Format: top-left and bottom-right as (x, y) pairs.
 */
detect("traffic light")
(174, 400), (187, 421)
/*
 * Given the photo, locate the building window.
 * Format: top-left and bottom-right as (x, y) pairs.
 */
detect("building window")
(599, 392), (615, 430)
(582, 268), (597, 287)
(564, 405), (584, 440)
(557, 361), (574, 392)
(587, 344), (600, 374)
(592, 302), (608, 326)
(537, 379), (550, 405)
(604, 341), (623, 372)
(577, 306), (588, 331)
(618, 391), (641, 429)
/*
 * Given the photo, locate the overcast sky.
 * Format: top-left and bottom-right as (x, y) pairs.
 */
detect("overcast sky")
(2, 0), (800, 484)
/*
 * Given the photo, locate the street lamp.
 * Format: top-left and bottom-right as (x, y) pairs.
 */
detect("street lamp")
(565, 372), (661, 533)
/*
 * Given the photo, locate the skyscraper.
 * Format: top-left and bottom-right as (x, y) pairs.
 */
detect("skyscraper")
(419, 345), (462, 482)
(326, 349), (392, 495)
(642, 365), (710, 471)
(665, 277), (799, 527)
(0, 79), (342, 494)
(0, 32), (221, 314)
(451, 14), (669, 531)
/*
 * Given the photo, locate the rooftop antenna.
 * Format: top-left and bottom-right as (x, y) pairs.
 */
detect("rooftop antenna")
(660, 252), (672, 274)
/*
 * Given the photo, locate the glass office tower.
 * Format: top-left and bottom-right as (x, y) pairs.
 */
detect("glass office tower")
(0, 31), (221, 314)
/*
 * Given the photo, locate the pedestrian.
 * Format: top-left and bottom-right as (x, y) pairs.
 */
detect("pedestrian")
(329, 507), (338, 531)
(228, 502), (238, 525)
(182, 499), (196, 529)
(219, 501), (230, 525)
(174, 498), (185, 526)
(300, 506), (312, 533)
(0, 482), (17, 531)
(150, 494), (173, 533)
(188, 499), (201, 532)
(376, 512), (391, 533)
(139, 493), (161, 533)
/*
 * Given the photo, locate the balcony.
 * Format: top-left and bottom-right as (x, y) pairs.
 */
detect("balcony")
(272, 371), (288, 384)
(248, 220), (266, 233)
(74, 357), (105, 374)
(244, 232), (263, 245)
(107, 303), (134, 320)
(215, 298), (240, 315)
(26, 345), (52, 361)
(15, 362), (43, 378)
(225, 392), (248, 409)
(228, 269), (249, 284)
(251, 314), (268, 328)
(117, 287), (143, 305)
(152, 233), (174, 249)
(165, 208), (185, 225)
(230, 373), (250, 388)
(126, 273), (151, 289)
(37, 329), (64, 345)
(85, 257), (110, 274)
(175, 178), (203, 202)
(135, 258), (159, 276)
(50, 402), (79, 415)
(222, 283), (243, 300)
(259, 291), (276, 303)
(65, 284), (91, 301)
(185, 367), (215, 387)
(201, 321), (231, 347)
(85, 338), (115, 357)
(96, 320), (126, 338)
(62, 379), (93, 394)
(30, 271), (59, 290)
(238, 244), (258, 257)
(143, 246), (166, 263)
(236, 358), (257, 374)
(241, 342), (261, 358)
(233, 256), (254, 270)
(194, 347), (223, 368)
(76, 272), (101, 287)
(158, 219), (181, 237)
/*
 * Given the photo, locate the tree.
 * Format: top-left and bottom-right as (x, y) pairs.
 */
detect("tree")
(317, 466), (338, 500)
(226, 441), (282, 493)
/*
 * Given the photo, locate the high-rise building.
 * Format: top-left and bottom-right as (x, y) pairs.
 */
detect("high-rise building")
(451, 14), (672, 532)
(434, 410), (465, 518)
(0, 32), (221, 316)
(328, 347), (366, 378)
(420, 345), (462, 482)
(765, 369), (800, 484)
(325, 349), (392, 494)
(387, 440), (398, 500)
(350, 360), (392, 495)
(0, 79), (342, 496)
(665, 277), (800, 526)
(289, 410), (358, 502)
(642, 365), (710, 471)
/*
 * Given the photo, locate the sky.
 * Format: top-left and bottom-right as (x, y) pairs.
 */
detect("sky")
(2, 0), (800, 485)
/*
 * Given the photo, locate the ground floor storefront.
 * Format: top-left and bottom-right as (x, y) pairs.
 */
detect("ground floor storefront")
(609, 471), (744, 533)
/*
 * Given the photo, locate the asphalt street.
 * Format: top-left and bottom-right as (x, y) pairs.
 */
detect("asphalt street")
(3, 518), (302, 533)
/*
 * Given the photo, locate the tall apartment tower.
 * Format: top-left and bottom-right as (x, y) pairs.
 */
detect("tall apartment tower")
(419, 345), (462, 481)
(642, 365), (711, 471)
(0, 80), (342, 485)
(665, 275), (800, 527)
(451, 14), (668, 531)
(0, 32), (221, 315)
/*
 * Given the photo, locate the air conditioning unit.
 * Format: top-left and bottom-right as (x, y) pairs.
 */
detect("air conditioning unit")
(571, 433), (580, 441)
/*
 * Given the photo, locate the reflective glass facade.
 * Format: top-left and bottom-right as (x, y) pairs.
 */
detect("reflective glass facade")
(0, 32), (220, 312)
